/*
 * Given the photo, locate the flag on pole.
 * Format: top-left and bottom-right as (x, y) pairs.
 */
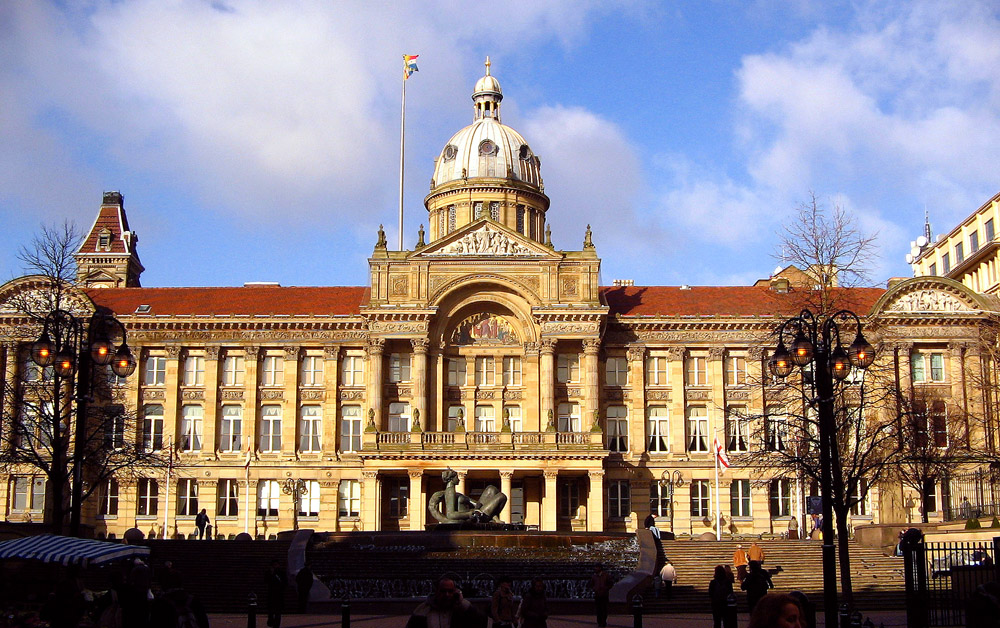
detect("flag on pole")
(167, 436), (175, 475)
(403, 54), (419, 79)
(244, 435), (253, 478)
(714, 436), (731, 469)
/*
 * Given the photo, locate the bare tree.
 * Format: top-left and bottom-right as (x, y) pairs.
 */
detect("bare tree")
(10, 220), (81, 318)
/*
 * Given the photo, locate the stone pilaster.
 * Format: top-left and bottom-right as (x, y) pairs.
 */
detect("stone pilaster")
(583, 339), (601, 425)
(362, 470), (380, 531)
(164, 345), (182, 451)
(627, 345), (646, 455)
(411, 338), (429, 426)
(203, 346), (220, 456)
(542, 469), (558, 531)
(366, 340), (385, 429)
(323, 346), (340, 456)
(587, 469), (605, 532)
(244, 346), (260, 453)
(282, 346), (299, 456)
(408, 469), (424, 531)
(539, 340), (556, 430)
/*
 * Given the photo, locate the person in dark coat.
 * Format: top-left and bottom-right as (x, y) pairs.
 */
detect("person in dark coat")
(709, 565), (734, 628)
(295, 563), (314, 613)
(590, 564), (613, 627)
(195, 509), (210, 539)
(741, 560), (774, 613)
(405, 577), (485, 628)
(265, 560), (288, 628)
(518, 578), (549, 628)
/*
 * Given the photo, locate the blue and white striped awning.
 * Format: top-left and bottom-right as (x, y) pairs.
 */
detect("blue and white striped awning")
(0, 534), (150, 567)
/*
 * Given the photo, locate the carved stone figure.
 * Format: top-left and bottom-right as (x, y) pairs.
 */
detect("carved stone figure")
(427, 468), (507, 524)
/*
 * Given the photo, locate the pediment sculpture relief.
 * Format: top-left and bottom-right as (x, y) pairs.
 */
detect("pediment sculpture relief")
(886, 289), (974, 313)
(430, 224), (542, 256)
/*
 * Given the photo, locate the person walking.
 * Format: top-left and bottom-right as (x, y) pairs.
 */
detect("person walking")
(709, 565), (735, 628)
(265, 559), (288, 628)
(733, 544), (749, 583)
(295, 563), (314, 613)
(658, 561), (676, 599)
(518, 578), (549, 628)
(195, 508), (210, 540)
(590, 564), (613, 627)
(406, 577), (485, 628)
(490, 576), (517, 628)
(741, 560), (774, 613)
(748, 541), (765, 565)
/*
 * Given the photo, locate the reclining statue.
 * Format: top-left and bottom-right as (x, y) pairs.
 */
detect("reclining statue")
(427, 468), (507, 524)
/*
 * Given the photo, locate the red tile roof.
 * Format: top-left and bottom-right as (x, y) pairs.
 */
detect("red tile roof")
(79, 203), (134, 256)
(87, 286), (368, 317)
(600, 285), (886, 317)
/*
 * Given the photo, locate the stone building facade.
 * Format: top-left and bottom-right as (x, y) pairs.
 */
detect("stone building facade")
(1, 64), (998, 538)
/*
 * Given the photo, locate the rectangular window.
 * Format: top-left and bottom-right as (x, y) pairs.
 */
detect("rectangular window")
(942, 252), (951, 273)
(388, 402), (410, 432)
(769, 479), (792, 517)
(923, 478), (937, 514)
(339, 479), (361, 517)
(11, 476), (45, 512)
(260, 405), (282, 452)
(686, 406), (709, 453)
(504, 405), (522, 432)
(956, 242), (965, 264)
(447, 406), (463, 432)
(931, 400), (948, 447)
(23, 360), (54, 383)
(299, 480), (320, 517)
(387, 478), (409, 518)
(222, 355), (245, 386)
(912, 350), (945, 383)
(726, 406), (749, 452)
(849, 479), (869, 516)
(607, 406), (628, 452)
(474, 405), (496, 432)
(104, 407), (125, 449)
(725, 356), (746, 386)
(647, 407), (670, 453)
(489, 201), (499, 221)
(261, 356), (284, 387)
(180, 405), (204, 451)
(447, 358), (467, 386)
(503, 356), (522, 386)
(218, 479), (239, 517)
(650, 481), (672, 517)
(300, 356), (324, 387)
(558, 402), (580, 432)
(257, 479), (279, 518)
(340, 405), (362, 452)
(987, 218), (996, 241)
(971, 230), (980, 253)
(731, 479), (751, 517)
(144, 356), (166, 386)
(475, 356), (495, 386)
(686, 356), (707, 386)
(299, 405), (322, 452)
(516, 205), (525, 234)
(557, 354), (580, 383)
(388, 353), (411, 383)
(474, 201), (483, 219)
(177, 478), (199, 516)
(608, 480), (631, 518)
(341, 355), (365, 386)
(99, 479), (119, 516)
(137, 478), (159, 516)
(690, 480), (710, 517)
(183, 355), (205, 387)
(766, 408), (787, 451)
(219, 405), (243, 452)
(105, 364), (127, 387)
(142, 404), (164, 452)
(559, 480), (581, 517)
(645, 356), (668, 386)
(605, 357), (629, 386)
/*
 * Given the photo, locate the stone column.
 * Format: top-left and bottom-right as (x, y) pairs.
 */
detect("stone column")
(408, 469), (424, 531)
(361, 470), (380, 531)
(282, 346), (299, 456)
(587, 469), (605, 532)
(539, 340), (556, 429)
(323, 346), (340, 455)
(627, 345), (646, 454)
(244, 346), (260, 453)
(164, 345), (182, 450)
(366, 339), (385, 429)
(667, 347), (686, 454)
(203, 346), (220, 456)
(326, 479), (341, 532)
(583, 339), (601, 426)
(432, 346), (445, 431)
(456, 470), (467, 496)
(1, 343), (16, 423)
(542, 470), (558, 531)
(411, 338), (429, 425)
(500, 470), (514, 523)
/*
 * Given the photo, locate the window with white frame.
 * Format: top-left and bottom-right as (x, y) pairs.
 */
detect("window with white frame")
(142, 404), (164, 452)
(687, 405), (709, 452)
(766, 407), (787, 451)
(180, 405), (204, 451)
(725, 355), (746, 386)
(503, 356), (522, 386)
(726, 406), (749, 452)
(218, 479), (239, 517)
(257, 480), (279, 518)
(104, 407), (125, 449)
(339, 480), (361, 517)
(849, 478), (869, 516)
(340, 405), (362, 452)
(98, 479), (119, 516)
(299, 405), (322, 452)
(686, 355), (708, 386)
(475, 356), (495, 386)
(609, 479), (631, 518)
(558, 402), (580, 432)
(11, 476), (45, 512)
(730, 479), (751, 517)
(144, 356), (166, 386)
(557, 354), (580, 383)
(475, 405), (496, 432)
(607, 406), (628, 452)
(299, 480), (320, 517)
(559, 480), (581, 517)
(447, 406), (464, 432)
(183, 355), (205, 386)
(911, 350), (945, 383)
(105, 364), (127, 387)
(645, 355), (668, 385)
(177, 478), (199, 516)
(447, 358), (467, 386)
(222, 355), (245, 386)
(388, 402), (410, 432)
(913, 399), (949, 448)
(605, 357), (629, 386)
(388, 353), (411, 383)
(503, 405), (522, 432)
(690, 480), (710, 517)
(647, 406), (670, 452)
(300, 356), (324, 386)
(261, 355), (284, 387)
(137, 478), (159, 516)
(260, 405), (282, 452)
(341, 354), (364, 386)
(769, 479), (792, 517)
(649, 481), (672, 517)
(387, 478), (409, 517)
(220, 405), (243, 452)
(23, 360), (53, 383)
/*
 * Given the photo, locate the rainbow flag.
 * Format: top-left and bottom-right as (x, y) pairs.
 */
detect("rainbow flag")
(404, 54), (419, 79)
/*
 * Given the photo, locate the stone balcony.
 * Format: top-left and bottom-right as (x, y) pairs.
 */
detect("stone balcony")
(361, 429), (605, 453)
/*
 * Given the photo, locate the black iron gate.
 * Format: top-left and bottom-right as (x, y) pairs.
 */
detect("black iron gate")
(904, 535), (1000, 627)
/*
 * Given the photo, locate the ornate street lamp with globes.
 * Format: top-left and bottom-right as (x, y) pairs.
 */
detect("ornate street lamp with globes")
(768, 309), (874, 628)
(29, 309), (136, 536)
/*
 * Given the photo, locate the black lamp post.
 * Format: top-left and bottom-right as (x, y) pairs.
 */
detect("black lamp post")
(282, 478), (309, 531)
(30, 309), (136, 536)
(768, 309), (874, 628)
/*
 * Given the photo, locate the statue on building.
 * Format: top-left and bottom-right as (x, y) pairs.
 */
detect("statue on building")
(427, 468), (507, 525)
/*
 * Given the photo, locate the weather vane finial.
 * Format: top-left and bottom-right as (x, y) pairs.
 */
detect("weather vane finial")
(485, 56), (491, 76)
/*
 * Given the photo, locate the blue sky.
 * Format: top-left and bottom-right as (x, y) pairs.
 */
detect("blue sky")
(2, 1), (999, 289)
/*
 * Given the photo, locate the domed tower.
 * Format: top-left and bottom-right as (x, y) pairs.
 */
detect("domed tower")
(425, 58), (550, 244)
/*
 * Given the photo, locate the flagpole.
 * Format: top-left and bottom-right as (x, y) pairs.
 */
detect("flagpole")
(398, 60), (406, 251)
(714, 437), (722, 542)
(164, 435), (172, 539)
(244, 435), (251, 535)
